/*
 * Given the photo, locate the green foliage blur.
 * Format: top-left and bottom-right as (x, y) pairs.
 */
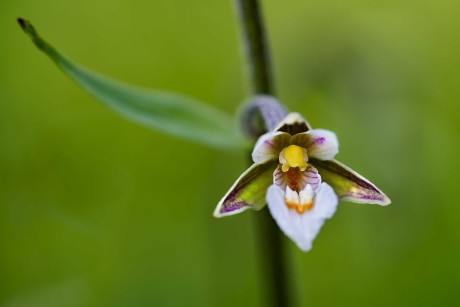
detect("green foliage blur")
(1, 0), (459, 306)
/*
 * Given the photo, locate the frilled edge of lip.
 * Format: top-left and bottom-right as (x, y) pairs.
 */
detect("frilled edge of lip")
(266, 182), (339, 252)
(310, 159), (391, 206)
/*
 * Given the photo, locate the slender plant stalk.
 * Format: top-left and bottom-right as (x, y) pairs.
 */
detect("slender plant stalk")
(236, 0), (273, 95)
(236, 1), (293, 307)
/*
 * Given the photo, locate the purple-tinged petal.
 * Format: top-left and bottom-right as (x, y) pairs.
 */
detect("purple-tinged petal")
(266, 183), (338, 252)
(274, 112), (312, 135)
(214, 161), (278, 217)
(274, 164), (321, 192)
(252, 131), (291, 164)
(311, 159), (391, 205)
(290, 129), (339, 161)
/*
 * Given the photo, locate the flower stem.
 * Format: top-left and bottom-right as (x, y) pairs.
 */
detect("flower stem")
(236, 0), (273, 95)
(252, 206), (293, 307)
(236, 1), (293, 307)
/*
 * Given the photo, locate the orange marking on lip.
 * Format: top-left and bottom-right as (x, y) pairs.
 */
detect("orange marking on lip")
(286, 200), (313, 214)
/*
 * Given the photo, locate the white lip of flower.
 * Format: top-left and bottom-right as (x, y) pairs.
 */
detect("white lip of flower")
(213, 112), (391, 252)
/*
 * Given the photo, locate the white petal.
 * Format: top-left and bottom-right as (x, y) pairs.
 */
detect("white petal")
(266, 183), (338, 252)
(311, 182), (339, 219)
(291, 129), (339, 161)
(266, 185), (298, 241)
(252, 131), (291, 164)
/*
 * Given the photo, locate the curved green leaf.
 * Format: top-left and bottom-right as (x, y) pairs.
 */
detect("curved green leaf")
(17, 18), (247, 149)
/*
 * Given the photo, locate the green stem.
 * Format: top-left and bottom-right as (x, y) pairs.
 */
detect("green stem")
(236, 0), (274, 95)
(252, 206), (293, 307)
(236, 1), (293, 307)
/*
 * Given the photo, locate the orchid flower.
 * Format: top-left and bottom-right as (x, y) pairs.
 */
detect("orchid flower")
(214, 112), (390, 252)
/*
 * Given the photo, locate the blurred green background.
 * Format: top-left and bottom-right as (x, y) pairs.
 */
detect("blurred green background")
(1, 0), (460, 306)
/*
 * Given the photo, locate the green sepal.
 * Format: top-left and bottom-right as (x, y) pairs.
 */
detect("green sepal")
(312, 159), (391, 205)
(214, 161), (277, 217)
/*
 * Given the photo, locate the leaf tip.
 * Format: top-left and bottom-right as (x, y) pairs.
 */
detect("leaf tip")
(17, 17), (37, 37)
(17, 17), (29, 31)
